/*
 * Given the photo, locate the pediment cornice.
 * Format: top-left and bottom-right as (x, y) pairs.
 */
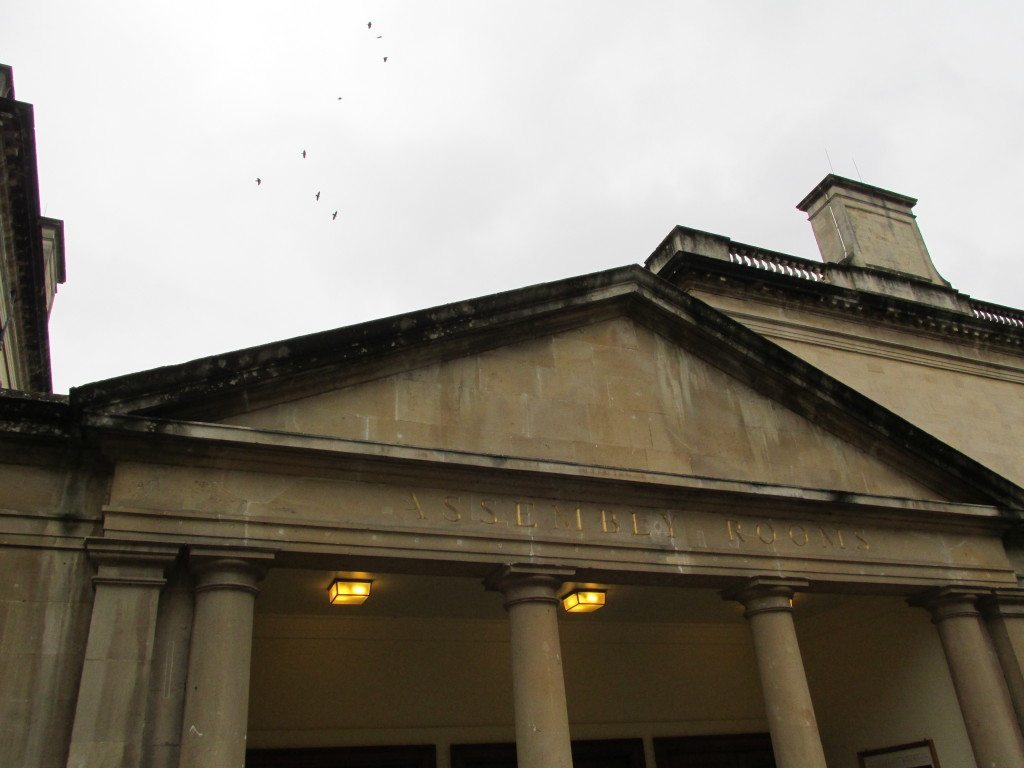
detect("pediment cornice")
(54, 265), (1024, 511)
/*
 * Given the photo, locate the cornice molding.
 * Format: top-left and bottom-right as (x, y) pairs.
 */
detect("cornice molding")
(665, 252), (1024, 353)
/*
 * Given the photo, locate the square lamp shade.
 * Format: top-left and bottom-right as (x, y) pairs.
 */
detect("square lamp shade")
(561, 589), (606, 613)
(328, 579), (373, 605)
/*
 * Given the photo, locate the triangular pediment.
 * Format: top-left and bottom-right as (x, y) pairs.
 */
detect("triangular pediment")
(218, 315), (943, 500)
(72, 266), (1024, 508)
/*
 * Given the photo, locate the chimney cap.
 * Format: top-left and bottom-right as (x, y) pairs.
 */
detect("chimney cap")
(0, 64), (14, 100)
(796, 173), (917, 213)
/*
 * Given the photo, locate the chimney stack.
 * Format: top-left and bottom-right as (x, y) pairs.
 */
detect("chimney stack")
(796, 175), (949, 287)
(0, 64), (13, 100)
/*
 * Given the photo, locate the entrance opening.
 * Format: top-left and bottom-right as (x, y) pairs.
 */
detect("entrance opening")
(246, 744), (436, 767)
(245, 736), (773, 768)
(653, 734), (775, 768)
(450, 738), (645, 767)
(247, 570), (787, 767)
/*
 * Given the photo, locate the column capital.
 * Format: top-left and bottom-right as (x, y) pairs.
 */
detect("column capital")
(722, 577), (810, 618)
(484, 564), (575, 609)
(85, 538), (181, 588)
(980, 589), (1024, 620)
(187, 547), (274, 595)
(908, 586), (986, 622)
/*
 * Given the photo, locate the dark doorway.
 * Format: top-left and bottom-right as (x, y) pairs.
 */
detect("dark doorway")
(653, 734), (775, 768)
(450, 738), (645, 768)
(246, 744), (436, 768)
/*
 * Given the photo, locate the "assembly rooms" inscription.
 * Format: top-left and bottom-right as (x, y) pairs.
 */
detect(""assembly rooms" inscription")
(406, 492), (679, 539)
(400, 492), (870, 554)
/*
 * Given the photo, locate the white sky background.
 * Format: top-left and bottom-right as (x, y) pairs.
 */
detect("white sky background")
(3, 1), (1023, 393)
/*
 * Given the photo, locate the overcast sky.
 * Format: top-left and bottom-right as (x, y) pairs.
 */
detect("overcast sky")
(4, 2), (1023, 393)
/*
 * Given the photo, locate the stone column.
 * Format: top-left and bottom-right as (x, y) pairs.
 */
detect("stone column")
(980, 589), (1024, 734)
(65, 539), (180, 768)
(723, 577), (827, 768)
(177, 548), (273, 768)
(144, 562), (194, 768)
(487, 565), (575, 768)
(911, 587), (1024, 768)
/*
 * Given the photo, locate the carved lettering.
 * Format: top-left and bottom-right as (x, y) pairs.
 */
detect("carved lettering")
(478, 499), (500, 525)
(726, 516), (874, 557)
(515, 502), (537, 528)
(727, 520), (746, 543)
(403, 493), (685, 539)
(661, 511), (677, 539)
(553, 504), (584, 532)
(601, 510), (620, 534)
(408, 492), (428, 520)
(819, 527), (846, 549)
(789, 524), (809, 546)
(401, 492), (877, 555)
(442, 495), (462, 523)
(853, 529), (870, 551)
(631, 512), (651, 536)
(756, 522), (777, 545)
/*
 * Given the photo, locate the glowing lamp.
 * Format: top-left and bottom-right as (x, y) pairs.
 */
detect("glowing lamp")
(561, 589), (606, 613)
(328, 579), (372, 605)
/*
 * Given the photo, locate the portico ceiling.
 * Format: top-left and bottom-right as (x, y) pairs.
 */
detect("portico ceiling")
(254, 568), (848, 624)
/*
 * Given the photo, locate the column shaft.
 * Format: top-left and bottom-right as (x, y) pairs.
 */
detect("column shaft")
(981, 590), (1024, 735)
(913, 588), (1024, 768)
(489, 566), (574, 768)
(65, 540), (179, 768)
(144, 563), (194, 768)
(725, 578), (827, 768)
(177, 549), (272, 768)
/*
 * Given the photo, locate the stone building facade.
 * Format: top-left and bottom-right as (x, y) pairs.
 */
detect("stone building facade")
(0, 64), (65, 392)
(2, 65), (1024, 768)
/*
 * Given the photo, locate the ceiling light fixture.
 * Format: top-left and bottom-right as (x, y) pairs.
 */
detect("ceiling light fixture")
(561, 589), (606, 613)
(328, 579), (373, 605)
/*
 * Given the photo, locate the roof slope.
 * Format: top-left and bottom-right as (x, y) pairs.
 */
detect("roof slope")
(69, 266), (1024, 510)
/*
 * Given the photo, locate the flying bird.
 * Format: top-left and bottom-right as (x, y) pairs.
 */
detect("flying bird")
(315, 191), (321, 201)
(301, 150), (307, 158)
(383, 56), (388, 63)
(376, 35), (382, 39)
(337, 97), (343, 100)
(367, 21), (372, 29)
(332, 211), (338, 220)
(255, 177), (261, 186)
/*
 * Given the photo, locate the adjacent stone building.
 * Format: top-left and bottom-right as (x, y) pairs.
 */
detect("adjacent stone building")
(0, 64), (65, 392)
(2, 63), (1024, 768)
